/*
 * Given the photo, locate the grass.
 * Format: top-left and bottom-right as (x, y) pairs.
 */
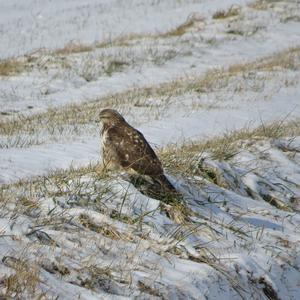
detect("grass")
(79, 214), (123, 240)
(248, 0), (270, 10)
(162, 14), (204, 37)
(0, 14), (202, 77)
(103, 59), (129, 76)
(2, 39), (178, 90)
(78, 265), (114, 291)
(0, 3), (299, 296)
(161, 118), (300, 176)
(229, 46), (300, 72)
(0, 46), (299, 141)
(1, 256), (40, 298)
(96, 14), (203, 48)
(138, 281), (162, 297)
(213, 5), (241, 19)
(54, 41), (94, 55)
(0, 58), (24, 76)
(0, 116), (299, 297)
(248, 0), (291, 11)
(0, 163), (102, 201)
(2, 118), (298, 215)
(0, 13), (202, 78)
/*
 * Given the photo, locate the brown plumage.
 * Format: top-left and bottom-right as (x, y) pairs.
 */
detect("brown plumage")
(99, 109), (175, 192)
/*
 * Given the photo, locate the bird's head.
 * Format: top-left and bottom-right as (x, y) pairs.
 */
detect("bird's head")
(98, 109), (126, 125)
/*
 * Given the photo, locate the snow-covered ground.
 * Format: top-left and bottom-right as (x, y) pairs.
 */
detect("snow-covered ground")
(0, 0), (251, 59)
(1, 132), (300, 299)
(0, 0), (300, 298)
(1, 0), (300, 181)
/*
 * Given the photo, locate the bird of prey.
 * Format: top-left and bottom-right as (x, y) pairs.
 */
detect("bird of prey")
(99, 109), (175, 192)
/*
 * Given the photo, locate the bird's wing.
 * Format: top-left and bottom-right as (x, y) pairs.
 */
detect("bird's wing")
(106, 125), (163, 176)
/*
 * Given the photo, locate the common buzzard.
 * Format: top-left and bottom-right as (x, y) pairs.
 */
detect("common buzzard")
(99, 109), (175, 192)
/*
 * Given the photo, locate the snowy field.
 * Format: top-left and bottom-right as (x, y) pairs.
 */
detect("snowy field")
(0, 0), (300, 299)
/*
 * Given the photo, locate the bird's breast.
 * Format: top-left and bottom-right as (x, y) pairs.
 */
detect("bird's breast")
(101, 129), (108, 146)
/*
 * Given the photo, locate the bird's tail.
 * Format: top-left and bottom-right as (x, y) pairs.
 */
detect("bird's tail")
(155, 174), (177, 193)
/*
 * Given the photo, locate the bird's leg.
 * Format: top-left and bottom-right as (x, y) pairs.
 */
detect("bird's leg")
(95, 163), (108, 175)
(96, 152), (112, 175)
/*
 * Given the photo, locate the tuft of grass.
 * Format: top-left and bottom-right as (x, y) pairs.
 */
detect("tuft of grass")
(79, 56), (101, 82)
(0, 58), (24, 76)
(77, 265), (114, 291)
(19, 196), (40, 209)
(96, 15), (203, 48)
(248, 0), (286, 11)
(226, 28), (245, 36)
(79, 214), (122, 240)
(1, 256), (40, 298)
(54, 42), (93, 55)
(213, 5), (241, 19)
(160, 201), (191, 224)
(161, 118), (300, 176)
(0, 163), (107, 207)
(138, 281), (162, 297)
(17, 196), (40, 216)
(96, 33), (147, 49)
(163, 14), (204, 37)
(104, 59), (129, 76)
(248, 0), (269, 10)
(228, 47), (300, 72)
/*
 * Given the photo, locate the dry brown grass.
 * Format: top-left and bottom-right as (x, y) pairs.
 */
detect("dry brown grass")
(213, 5), (241, 19)
(163, 14), (204, 37)
(26, 14), (202, 58)
(1, 256), (40, 298)
(248, 0), (270, 10)
(138, 281), (162, 297)
(96, 15), (203, 48)
(0, 47), (299, 139)
(78, 265), (113, 290)
(54, 41), (94, 55)
(161, 118), (300, 176)
(0, 163), (105, 205)
(0, 15), (201, 79)
(248, 0), (282, 10)
(0, 58), (24, 76)
(79, 214), (122, 240)
(229, 47), (300, 72)
(96, 33), (148, 48)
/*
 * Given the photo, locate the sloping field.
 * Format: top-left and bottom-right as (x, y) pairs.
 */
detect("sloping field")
(0, 0), (300, 299)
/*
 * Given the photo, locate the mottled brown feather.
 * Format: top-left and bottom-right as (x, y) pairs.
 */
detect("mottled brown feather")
(103, 123), (163, 176)
(100, 109), (176, 192)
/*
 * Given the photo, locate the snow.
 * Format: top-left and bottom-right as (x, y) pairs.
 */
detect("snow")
(0, 0), (300, 299)
(1, 83), (300, 183)
(2, 4), (300, 117)
(1, 138), (300, 298)
(0, 0), (250, 59)
(0, 0), (300, 182)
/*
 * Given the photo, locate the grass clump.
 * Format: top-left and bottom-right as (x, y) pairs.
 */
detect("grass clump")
(213, 5), (241, 19)
(79, 214), (122, 240)
(0, 58), (24, 76)
(163, 14), (204, 37)
(161, 118), (300, 176)
(1, 256), (40, 299)
(228, 47), (300, 72)
(55, 42), (93, 55)
(248, 0), (270, 10)
(104, 59), (129, 76)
